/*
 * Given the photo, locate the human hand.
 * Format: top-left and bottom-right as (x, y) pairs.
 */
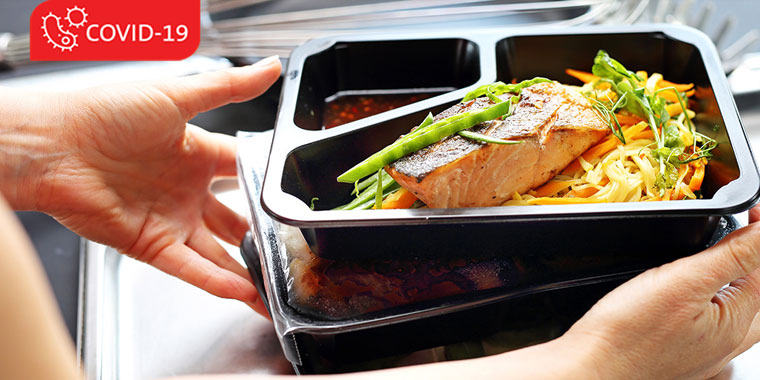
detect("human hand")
(2, 56), (281, 315)
(563, 206), (760, 379)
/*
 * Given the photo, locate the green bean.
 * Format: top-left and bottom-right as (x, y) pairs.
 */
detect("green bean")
(349, 182), (402, 210)
(337, 95), (519, 183)
(417, 112), (434, 130)
(352, 174), (377, 195)
(333, 171), (395, 210)
(350, 114), (431, 195)
(374, 169), (383, 210)
(461, 77), (552, 102)
(458, 130), (523, 145)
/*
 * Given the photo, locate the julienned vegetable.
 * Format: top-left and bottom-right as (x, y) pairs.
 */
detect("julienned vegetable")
(504, 52), (716, 205)
(582, 50), (716, 191)
(334, 170), (399, 210)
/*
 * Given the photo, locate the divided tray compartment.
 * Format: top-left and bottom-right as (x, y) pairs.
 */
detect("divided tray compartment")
(293, 38), (480, 131)
(260, 25), (760, 260)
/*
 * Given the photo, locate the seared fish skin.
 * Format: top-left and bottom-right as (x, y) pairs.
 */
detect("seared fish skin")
(387, 82), (608, 208)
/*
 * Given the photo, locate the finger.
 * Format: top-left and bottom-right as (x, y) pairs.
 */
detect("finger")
(677, 222), (760, 295)
(147, 241), (258, 303)
(246, 299), (271, 320)
(750, 204), (760, 224)
(155, 56), (281, 120)
(203, 195), (249, 247)
(728, 310), (760, 361)
(712, 267), (760, 330)
(185, 125), (239, 177)
(212, 132), (239, 177)
(186, 228), (251, 282)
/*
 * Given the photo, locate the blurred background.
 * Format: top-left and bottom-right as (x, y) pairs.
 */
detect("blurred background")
(1, 0), (759, 378)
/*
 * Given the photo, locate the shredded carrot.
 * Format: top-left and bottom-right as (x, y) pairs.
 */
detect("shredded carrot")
(527, 197), (607, 205)
(565, 68), (599, 84)
(562, 122), (648, 175)
(662, 189), (673, 201)
(614, 113), (645, 125)
(689, 162), (705, 191)
(562, 140), (615, 174)
(659, 88), (695, 103)
(378, 188), (417, 209)
(567, 187), (599, 198)
(631, 130), (654, 140)
(657, 79), (694, 93)
(534, 180), (576, 197)
(665, 103), (686, 117)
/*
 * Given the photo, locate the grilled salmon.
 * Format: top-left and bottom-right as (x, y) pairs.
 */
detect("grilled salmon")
(386, 82), (608, 208)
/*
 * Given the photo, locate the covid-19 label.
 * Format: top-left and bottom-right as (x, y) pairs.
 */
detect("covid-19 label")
(31, 0), (200, 61)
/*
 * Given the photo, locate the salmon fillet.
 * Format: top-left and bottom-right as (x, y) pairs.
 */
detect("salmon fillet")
(386, 82), (608, 208)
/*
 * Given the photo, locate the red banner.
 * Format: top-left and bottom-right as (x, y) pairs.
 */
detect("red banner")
(30, 0), (200, 61)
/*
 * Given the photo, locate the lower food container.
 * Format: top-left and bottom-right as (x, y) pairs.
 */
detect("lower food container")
(238, 131), (741, 374)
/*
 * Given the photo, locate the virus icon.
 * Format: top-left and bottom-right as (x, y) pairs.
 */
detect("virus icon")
(65, 6), (88, 28)
(41, 12), (78, 52)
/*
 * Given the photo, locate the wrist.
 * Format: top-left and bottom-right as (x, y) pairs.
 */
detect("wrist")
(554, 329), (631, 380)
(0, 89), (67, 211)
(546, 333), (609, 380)
(480, 334), (609, 380)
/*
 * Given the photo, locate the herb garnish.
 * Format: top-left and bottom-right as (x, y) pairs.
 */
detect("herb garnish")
(584, 50), (717, 190)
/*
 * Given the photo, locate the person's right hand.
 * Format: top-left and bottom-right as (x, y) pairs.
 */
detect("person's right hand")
(1, 57), (281, 315)
(563, 205), (760, 379)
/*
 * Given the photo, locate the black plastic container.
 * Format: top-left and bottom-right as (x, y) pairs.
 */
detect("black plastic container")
(259, 25), (760, 260)
(239, 131), (742, 374)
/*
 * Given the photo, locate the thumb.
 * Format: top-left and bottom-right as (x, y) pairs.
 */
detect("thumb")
(153, 55), (281, 120)
(713, 268), (760, 329)
(678, 222), (760, 297)
(749, 203), (760, 224)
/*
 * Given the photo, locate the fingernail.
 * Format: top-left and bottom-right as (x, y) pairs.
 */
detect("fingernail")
(251, 55), (280, 68)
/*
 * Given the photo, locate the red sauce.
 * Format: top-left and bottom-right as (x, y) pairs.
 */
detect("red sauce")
(322, 92), (440, 129)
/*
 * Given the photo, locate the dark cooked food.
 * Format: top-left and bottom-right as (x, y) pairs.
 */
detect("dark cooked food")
(387, 82), (608, 208)
(281, 225), (513, 319)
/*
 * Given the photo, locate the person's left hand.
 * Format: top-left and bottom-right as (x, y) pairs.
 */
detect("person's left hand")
(4, 56), (281, 315)
(560, 205), (760, 379)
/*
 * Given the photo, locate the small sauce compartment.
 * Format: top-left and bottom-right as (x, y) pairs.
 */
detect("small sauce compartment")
(322, 90), (444, 129)
(294, 38), (480, 130)
(495, 33), (740, 198)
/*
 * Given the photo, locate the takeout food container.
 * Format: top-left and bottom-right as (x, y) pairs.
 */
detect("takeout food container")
(258, 25), (760, 260)
(241, 25), (759, 373)
(240, 131), (741, 374)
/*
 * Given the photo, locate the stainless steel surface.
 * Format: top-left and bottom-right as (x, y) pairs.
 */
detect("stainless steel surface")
(0, 32), (30, 68)
(210, 0), (607, 30)
(198, 0), (616, 58)
(196, 0), (760, 68)
(602, 0), (759, 68)
(78, 185), (293, 380)
(729, 53), (760, 96)
(205, 0), (274, 14)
